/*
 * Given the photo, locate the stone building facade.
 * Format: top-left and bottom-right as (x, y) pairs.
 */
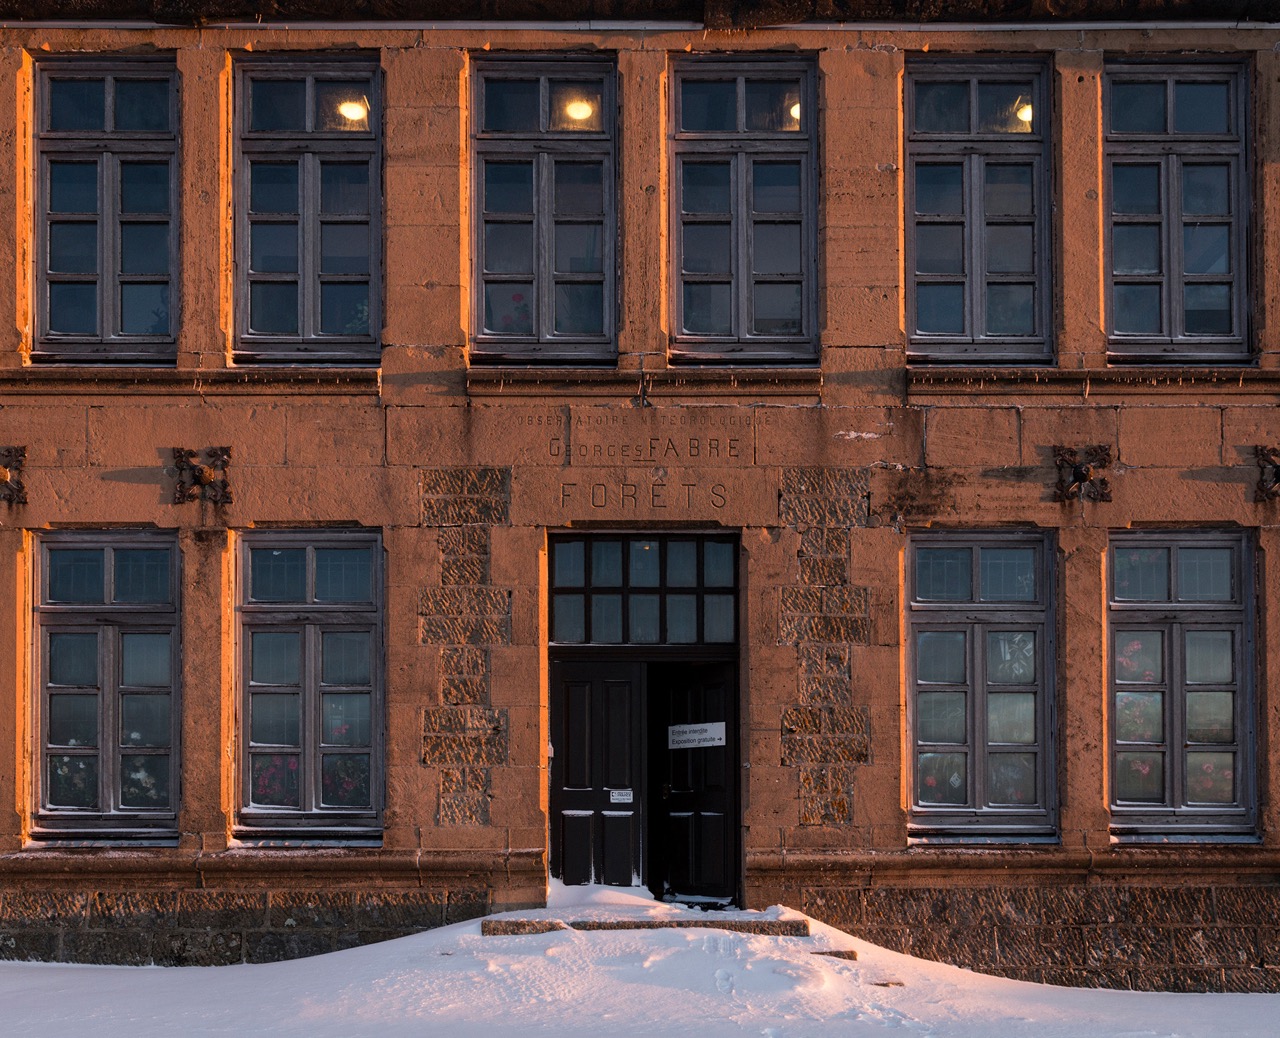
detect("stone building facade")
(0, 0), (1279, 991)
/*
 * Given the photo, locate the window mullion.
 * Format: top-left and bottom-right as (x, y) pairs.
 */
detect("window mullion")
(1167, 153), (1183, 340)
(970, 620), (984, 810)
(303, 622), (319, 813)
(735, 151), (748, 340)
(537, 150), (553, 341)
(301, 152), (318, 341)
(967, 153), (982, 342)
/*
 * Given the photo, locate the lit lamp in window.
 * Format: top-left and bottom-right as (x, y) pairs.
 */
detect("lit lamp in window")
(1015, 97), (1033, 128)
(336, 94), (369, 131)
(551, 82), (602, 131)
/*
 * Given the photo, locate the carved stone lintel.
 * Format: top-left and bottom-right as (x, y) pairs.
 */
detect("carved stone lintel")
(1053, 444), (1113, 503)
(173, 446), (232, 505)
(0, 446), (26, 505)
(1255, 446), (1280, 502)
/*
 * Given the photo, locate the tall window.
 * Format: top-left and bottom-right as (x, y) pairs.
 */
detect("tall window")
(1105, 62), (1248, 360)
(472, 59), (616, 363)
(239, 532), (382, 838)
(671, 59), (816, 363)
(907, 533), (1055, 837)
(35, 533), (179, 839)
(35, 59), (178, 361)
(236, 59), (380, 363)
(905, 60), (1051, 362)
(1109, 533), (1255, 837)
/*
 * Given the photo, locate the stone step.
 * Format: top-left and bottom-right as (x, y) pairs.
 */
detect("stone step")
(482, 917), (811, 937)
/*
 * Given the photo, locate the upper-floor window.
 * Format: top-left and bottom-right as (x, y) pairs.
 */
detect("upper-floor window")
(1104, 62), (1248, 361)
(35, 59), (178, 362)
(236, 59), (381, 363)
(671, 59), (817, 364)
(472, 59), (616, 363)
(905, 59), (1051, 363)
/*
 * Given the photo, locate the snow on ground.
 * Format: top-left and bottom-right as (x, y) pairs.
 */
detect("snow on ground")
(0, 882), (1275, 1037)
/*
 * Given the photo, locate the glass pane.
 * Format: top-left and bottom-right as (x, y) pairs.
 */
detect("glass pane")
(1186, 691), (1234, 743)
(592, 595), (622, 644)
(986, 284), (1034, 336)
(323, 693), (371, 745)
(985, 225), (1033, 274)
(683, 283), (732, 336)
(485, 222), (534, 275)
(250, 79), (305, 132)
(668, 595), (697, 644)
(554, 542), (584, 587)
(754, 283), (802, 336)
(49, 632), (98, 686)
(120, 162), (169, 214)
(629, 541), (660, 587)
(683, 224), (731, 275)
(554, 162), (604, 216)
(554, 284), (604, 336)
(250, 281), (297, 334)
(1183, 165), (1229, 216)
(745, 79), (801, 132)
(250, 162), (298, 214)
(50, 78), (105, 131)
(315, 81), (371, 132)
(1115, 751), (1164, 802)
(916, 284), (964, 335)
(251, 754), (299, 807)
(121, 223), (168, 275)
(917, 691), (965, 743)
(1113, 284), (1161, 335)
(592, 541), (622, 585)
(914, 81), (968, 133)
(250, 223), (298, 274)
(681, 80), (735, 132)
(250, 693), (299, 745)
(1113, 165), (1161, 215)
(1184, 225), (1229, 276)
(704, 542), (735, 587)
(484, 79), (538, 133)
(251, 547), (305, 601)
(667, 542), (697, 587)
(987, 631), (1036, 685)
(1114, 547), (1170, 601)
(629, 594), (660, 644)
(121, 632), (171, 687)
(321, 164), (370, 214)
(704, 594), (735, 643)
(121, 695), (169, 747)
(1187, 751), (1234, 804)
(48, 755), (97, 808)
(917, 752), (966, 805)
(549, 81), (603, 132)
(1115, 690), (1164, 743)
(917, 631), (966, 684)
(753, 224), (801, 275)
(48, 549), (104, 602)
(988, 693), (1035, 744)
(115, 80), (170, 132)
(682, 163), (731, 214)
(1184, 284), (1231, 336)
(916, 225), (963, 275)
(483, 283), (533, 335)
(48, 284), (97, 334)
(250, 631), (300, 686)
(50, 162), (98, 214)
(1111, 82), (1166, 132)
(120, 284), (170, 336)
(754, 163), (800, 213)
(1175, 81), (1230, 134)
(321, 283), (370, 336)
(987, 753), (1036, 805)
(985, 165), (1033, 216)
(1185, 630), (1233, 684)
(49, 694), (97, 746)
(120, 754), (169, 809)
(980, 548), (1036, 601)
(916, 548), (970, 601)
(322, 631), (371, 686)
(321, 224), (370, 275)
(553, 594), (584, 642)
(316, 548), (373, 602)
(977, 82), (1035, 133)
(321, 754), (371, 808)
(1113, 225), (1160, 274)
(49, 223), (96, 274)
(554, 224), (602, 274)
(1115, 630), (1164, 684)
(1179, 547), (1233, 601)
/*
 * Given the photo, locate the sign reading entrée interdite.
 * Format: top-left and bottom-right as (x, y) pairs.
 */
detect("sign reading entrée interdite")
(667, 722), (727, 751)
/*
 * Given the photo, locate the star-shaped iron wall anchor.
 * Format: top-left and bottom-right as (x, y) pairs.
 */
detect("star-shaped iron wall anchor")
(173, 446), (232, 505)
(1255, 446), (1280, 502)
(1053, 444), (1113, 503)
(0, 446), (26, 505)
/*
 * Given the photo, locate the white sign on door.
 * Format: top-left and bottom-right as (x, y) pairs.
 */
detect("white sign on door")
(609, 789), (634, 804)
(667, 721), (726, 750)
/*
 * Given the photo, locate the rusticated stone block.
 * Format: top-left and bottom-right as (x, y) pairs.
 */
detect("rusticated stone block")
(420, 587), (511, 616)
(244, 931), (334, 964)
(422, 467), (509, 497)
(61, 930), (152, 966)
(439, 526), (491, 557)
(442, 676), (488, 705)
(798, 765), (855, 824)
(778, 612), (870, 645)
(352, 891), (447, 930)
(799, 556), (848, 585)
(176, 890), (269, 931)
(0, 892), (88, 929)
(442, 556), (489, 585)
(151, 931), (244, 967)
(422, 706), (509, 766)
(445, 889), (490, 924)
(441, 646), (491, 704)
(779, 467), (870, 527)
(420, 587), (512, 646)
(88, 891), (179, 927)
(0, 930), (59, 961)
(268, 892), (355, 929)
(420, 615), (511, 645)
(421, 467), (511, 526)
(437, 766), (492, 825)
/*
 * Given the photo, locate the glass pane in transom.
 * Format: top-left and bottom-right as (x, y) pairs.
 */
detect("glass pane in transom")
(550, 81), (603, 132)
(1113, 547), (1170, 601)
(916, 547), (971, 602)
(977, 81), (1034, 133)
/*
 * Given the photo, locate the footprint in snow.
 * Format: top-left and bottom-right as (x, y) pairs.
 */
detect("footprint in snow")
(714, 968), (735, 994)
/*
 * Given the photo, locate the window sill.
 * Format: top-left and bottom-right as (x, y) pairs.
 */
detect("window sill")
(466, 365), (821, 401)
(907, 365), (1280, 399)
(0, 366), (381, 396)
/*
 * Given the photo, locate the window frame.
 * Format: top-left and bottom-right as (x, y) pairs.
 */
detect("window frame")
(904, 57), (1053, 364)
(1107, 531), (1256, 838)
(669, 56), (818, 365)
(906, 531), (1057, 840)
(234, 57), (382, 364)
(237, 530), (384, 841)
(33, 531), (181, 841)
(34, 57), (180, 363)
(1103, 59), (1250, 362)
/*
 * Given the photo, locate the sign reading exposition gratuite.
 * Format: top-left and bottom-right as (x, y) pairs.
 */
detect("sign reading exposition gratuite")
(667, 722), (727, 751)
